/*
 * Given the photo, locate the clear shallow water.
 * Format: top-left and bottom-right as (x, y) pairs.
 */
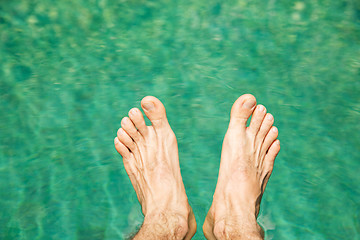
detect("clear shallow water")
(0, 0), (359, 239)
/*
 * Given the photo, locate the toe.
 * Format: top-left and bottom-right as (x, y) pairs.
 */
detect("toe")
(257, 113), (274, 140)
(129, 108), (148, 137)
(114, 137), (131, 159)
(248, 105), (267, 135)
(141, 96), (169, 128)
(121, 117), (142, 142)
(261, 126), (279, 154)
(263, 139), (280, 171)
(229, 94), (257, 130)
(117, 128), (137, 152)
(115, 137), (138, 184)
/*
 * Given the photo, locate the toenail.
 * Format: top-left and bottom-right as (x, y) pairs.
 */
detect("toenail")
(143, 102), (154, 111)
(130, 108), (137, 115)
(243, 98), (256, 109)
(267, 114), (274, 121)
(258, 105), (265, 112)
(272, 127), (278, 132)
(121, 118), (129, 126)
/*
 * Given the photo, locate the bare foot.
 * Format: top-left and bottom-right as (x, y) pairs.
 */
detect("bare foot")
(203, 94), (280, 240)
(114, 96), (196, 239)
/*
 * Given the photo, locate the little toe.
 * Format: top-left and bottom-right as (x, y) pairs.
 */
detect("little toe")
(229, 94), (257, 130)
(263, 139), (280, 171)
(257, 113), (274, 140)
(248, 104), (267, 135)
(114, 137), (138, 185)
(129, 108), (148, 137)
(114, 137), (131, 159)
(121, 117), (142, 142)
(141, 96), (169, 128)
(117, 128), (137, 152)
(261, 126), (279, 154)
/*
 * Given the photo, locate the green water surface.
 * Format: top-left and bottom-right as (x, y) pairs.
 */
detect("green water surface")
(0, 0), (359, 239)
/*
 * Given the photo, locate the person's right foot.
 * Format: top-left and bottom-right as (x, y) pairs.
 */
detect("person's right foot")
(203, 94), (280, 240)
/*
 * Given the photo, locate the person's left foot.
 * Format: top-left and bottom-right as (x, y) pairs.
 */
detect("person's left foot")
(114, 96), (196, 239)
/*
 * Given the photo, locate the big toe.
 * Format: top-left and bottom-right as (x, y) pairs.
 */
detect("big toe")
(141, 96), (169, 128)
(229, 94), (257, 129)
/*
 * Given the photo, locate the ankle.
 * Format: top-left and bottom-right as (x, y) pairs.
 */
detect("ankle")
(143, 212), (189, 239)
(213, 215), (263, 240)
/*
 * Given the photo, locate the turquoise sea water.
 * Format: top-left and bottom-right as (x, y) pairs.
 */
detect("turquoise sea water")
(1, 0), (359, 239)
